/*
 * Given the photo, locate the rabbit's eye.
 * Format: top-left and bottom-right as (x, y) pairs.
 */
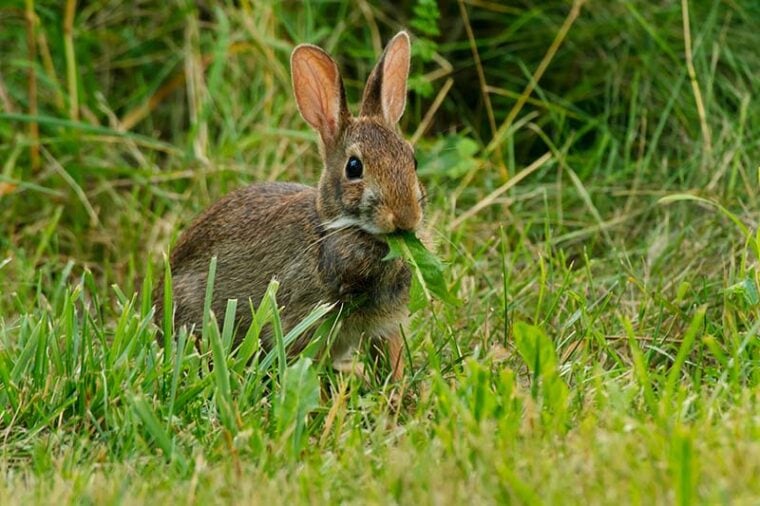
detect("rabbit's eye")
(346, 156), (363, 180)
(413, 157), (418, 171)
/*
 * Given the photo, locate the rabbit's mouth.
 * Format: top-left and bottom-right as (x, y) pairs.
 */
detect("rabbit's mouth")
(322, 215), (382, 235)
(322, 214), (422, 239)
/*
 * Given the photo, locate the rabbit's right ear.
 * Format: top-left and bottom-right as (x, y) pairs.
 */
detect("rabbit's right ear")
(360, 31), (411, 125)
(291, 45), (349, 146)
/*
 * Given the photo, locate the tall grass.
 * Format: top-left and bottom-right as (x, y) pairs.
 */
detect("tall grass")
(1, 0), (759, 503)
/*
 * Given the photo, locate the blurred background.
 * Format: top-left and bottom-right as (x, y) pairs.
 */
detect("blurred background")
(2, 3), (760, 500)
(0, 0), (758, 312)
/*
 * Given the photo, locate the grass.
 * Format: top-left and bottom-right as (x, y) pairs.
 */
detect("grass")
(1, 0), (759, 503)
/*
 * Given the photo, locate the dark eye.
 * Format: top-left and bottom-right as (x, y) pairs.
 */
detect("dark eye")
(413, 157), (418, 171)
(346, 156), (363, 180)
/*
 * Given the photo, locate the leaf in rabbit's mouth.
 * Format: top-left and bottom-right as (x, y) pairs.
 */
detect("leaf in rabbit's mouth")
(384, 231), (459, 312)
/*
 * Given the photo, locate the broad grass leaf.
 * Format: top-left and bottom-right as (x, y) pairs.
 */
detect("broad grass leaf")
(274, 357), (320, 455)
(514, 321), (558, 377)
(131, 396), (188, 471)
(416, 135), (479, 179)
(513, 322), (568, 423)
(727, 276), (760, 306)
(385, 231), (458, 310)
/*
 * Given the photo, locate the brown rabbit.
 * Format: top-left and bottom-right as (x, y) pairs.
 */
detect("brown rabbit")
(154, 32), (424, 380)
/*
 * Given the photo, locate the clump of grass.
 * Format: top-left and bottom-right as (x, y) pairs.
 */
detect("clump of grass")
(1, 0), (759, 503)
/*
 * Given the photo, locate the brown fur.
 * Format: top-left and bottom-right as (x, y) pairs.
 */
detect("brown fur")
(154, 32), (423, 376)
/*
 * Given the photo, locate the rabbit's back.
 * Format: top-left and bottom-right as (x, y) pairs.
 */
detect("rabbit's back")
(170, 182), (313, 268)
(158, 182), (325, 340)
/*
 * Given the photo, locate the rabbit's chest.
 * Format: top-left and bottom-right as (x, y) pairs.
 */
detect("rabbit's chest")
(319, 235), (411, 311)
(337, 263), (411, 310)
(326, 258), (411, 357)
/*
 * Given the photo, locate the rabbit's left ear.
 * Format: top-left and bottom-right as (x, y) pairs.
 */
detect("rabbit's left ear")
(291, 44), (349, 147)
(360, 31), (411, 125)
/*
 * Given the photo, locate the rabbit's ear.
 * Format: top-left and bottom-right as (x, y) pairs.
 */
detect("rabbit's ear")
(360, 31), (411, 125)
(291, 45), (349, 146)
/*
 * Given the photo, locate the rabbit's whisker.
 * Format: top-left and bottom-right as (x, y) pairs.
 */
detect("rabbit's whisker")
(305, 223), (357, 252)
(322, 216), (363, 231)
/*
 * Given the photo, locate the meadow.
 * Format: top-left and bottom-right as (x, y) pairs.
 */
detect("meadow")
(1, 0), (759, 503)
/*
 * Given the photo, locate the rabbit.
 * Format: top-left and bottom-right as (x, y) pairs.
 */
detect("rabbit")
(154, 31), (425, 380)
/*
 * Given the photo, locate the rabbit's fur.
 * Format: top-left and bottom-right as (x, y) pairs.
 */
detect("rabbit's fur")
(155, 32), (423, 379)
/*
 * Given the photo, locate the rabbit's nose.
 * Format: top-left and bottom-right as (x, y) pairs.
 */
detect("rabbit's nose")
(392, 207), (421, 232)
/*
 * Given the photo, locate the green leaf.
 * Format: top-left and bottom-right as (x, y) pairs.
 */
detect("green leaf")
(131, 395), (187, 471)
(408, 74), (435, 98)
(385, 231), (458, 311)
(273, 357), (320, 456)
(513, 322), (568, 423)
(162, 253), (174, 370)
(209, 299), (237, 433)
(662, 307), (706, 415)
(417, 135), (479, 179)
(514, 321), (558, 380)
(410, 0), (441, 37)
(726, 276), (760, 306)
(257, 299), (334, 372)
(233, 280), (279, 371)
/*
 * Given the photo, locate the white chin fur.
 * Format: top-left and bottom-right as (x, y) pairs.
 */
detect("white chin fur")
(322, 216), (386, 235)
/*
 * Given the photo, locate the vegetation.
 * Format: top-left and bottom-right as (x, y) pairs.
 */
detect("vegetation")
(1, 0), (759, 503)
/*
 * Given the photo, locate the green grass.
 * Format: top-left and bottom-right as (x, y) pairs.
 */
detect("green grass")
(1, 0), (759, 503)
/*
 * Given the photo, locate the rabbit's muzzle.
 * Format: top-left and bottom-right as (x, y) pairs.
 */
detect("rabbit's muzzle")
(375, 204), (421, 233)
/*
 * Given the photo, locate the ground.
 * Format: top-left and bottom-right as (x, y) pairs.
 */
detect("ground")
(0, 1), (758, 504)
